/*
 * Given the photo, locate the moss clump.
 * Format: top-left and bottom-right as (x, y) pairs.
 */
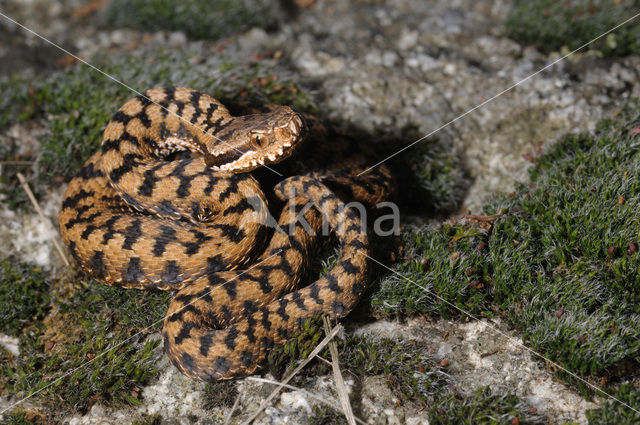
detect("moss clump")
(429, 386), (545, 425)
(131, 414), (162, 425)
(307, 405), (345, 425)
(0, 408), (50, 425)
(0, 410), (38, 425)
(0, 258), (51, 336)
(586, 382), (640, 424)
(0, 42), (316, 184)
(269, 325), (449, 406)
(505, 0), (640, 56)
(267, 315), (327, 379)
(202, 380), (238, 409)
(104, 0), (281, 41)
(371, 222), (493, 320)
(488, 130), (640, 379)
(373, 102), (640, 387)
(0, 74), (40, 130)
(400, 136), (470, 215)
(342, 336), (449, 405)
(341, 336), (540, 420)
(2, 280), (172, 413)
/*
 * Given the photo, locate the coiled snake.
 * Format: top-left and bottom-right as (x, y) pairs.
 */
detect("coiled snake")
(59, 86), (394, 380)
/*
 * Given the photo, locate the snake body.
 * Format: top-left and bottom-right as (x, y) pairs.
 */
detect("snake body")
(59, 87), (394, 380)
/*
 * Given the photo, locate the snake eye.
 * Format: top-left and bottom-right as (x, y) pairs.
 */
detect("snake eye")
(250, 134), (268, 149)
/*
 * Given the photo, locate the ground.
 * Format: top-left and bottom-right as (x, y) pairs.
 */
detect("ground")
(0, 0), (639, 424)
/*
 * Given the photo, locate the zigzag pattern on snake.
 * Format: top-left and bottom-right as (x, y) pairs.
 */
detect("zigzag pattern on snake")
(59, 86), (394, 380)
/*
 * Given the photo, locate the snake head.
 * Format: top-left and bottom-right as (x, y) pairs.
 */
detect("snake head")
(205, 106), (306, 173)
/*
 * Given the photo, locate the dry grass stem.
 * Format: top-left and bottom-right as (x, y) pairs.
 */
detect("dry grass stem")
(16, 172), (70, 266)
(241, 323), (342, 425)
(322, 315), (356, 425)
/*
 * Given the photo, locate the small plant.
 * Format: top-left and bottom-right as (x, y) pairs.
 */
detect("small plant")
(104, 0), (281, 41)
(585, 382), (640, 424)
(342, 336), (449, 405)
(372, 101), (640, 394)
(2, 280), (171, 413)
(506, 0), (640, 56)
(429, 386), (544, 425)
(0, 259), (51, 336)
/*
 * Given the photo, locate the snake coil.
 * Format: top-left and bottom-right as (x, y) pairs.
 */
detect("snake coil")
(59, 87), (394, 380)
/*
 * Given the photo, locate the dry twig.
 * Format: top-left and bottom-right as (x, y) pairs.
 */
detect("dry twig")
(241, 323), (342, 425)
(16, 172), (69, 266)
(247, 376), (366, 425)
(322, 315), (356, 425)
(224, 390), (242, 425)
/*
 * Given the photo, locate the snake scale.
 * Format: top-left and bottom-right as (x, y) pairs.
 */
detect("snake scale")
(59, 86), (394, 380)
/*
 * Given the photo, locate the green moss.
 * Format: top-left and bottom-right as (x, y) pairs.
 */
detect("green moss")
(0, 44), (316, 184)
(342, 336), (449, 405)
(373, 101), (640, 389)
(307, 405), (345, 425)
(2, 280), (172, 413)
(505, 0), (640, 57)
(267, 315), (328, 379)
(0, 74), (39, 130)
(342, 336), (540, 420)
(0, 174), (43, 213)
(269, 320), (450, 407)
(0, 407), (50, 425)
(400, 136), (470, 214)
(0, 410), (38, 425)
(202, 380), (238, 409)
(0, 258), (51, 336)
(371, 222), (493, 319)
(586, 382), (640, 424)
(429, 386), (545, 425)
(314, 245), (342, 281)
(131, 413), (162, 425)
(104, 0), (280, 41)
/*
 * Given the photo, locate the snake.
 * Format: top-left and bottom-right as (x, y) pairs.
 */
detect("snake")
(59, 86), (394, 380)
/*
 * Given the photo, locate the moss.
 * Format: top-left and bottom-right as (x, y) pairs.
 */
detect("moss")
(373, 101), (640, 391)
(307, 405), (345, 425)
(371, 222), (494, 320)
(505, 0), (640, 57)
(131, 413), (162, 425)
(428, 386), (545, 425)
(0, 43), (316, 184)
(0, 74), (39, 130)
(0, 258), (51, 337)
(586, 382), (640, 424)
(0, 174), (43, 213)
(0, 407), (50, 425)
(0, 345), (14, 382)
(267, 315), (329, 379)
(342, 336), (540, 420)
(314, 245), (341, 281)
(399, 136), (470, 215)
(2, 279), (172, 413)
(0, 411), (37, 425)
(104, 0), (281, 41)
(268, 319), (450, 407)
(202, 380), (238, 409)
(342, 336), (449, 405)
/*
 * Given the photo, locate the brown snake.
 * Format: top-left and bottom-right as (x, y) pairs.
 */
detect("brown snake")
(59, 86), (394, 380)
